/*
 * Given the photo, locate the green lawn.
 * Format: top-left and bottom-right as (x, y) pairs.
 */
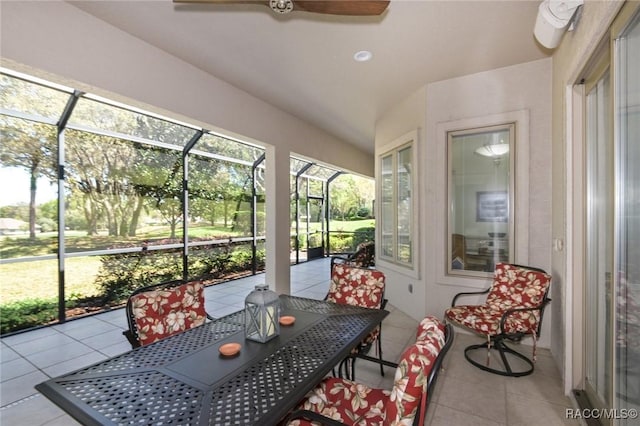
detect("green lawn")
(0, 219), (374, 303)
(0, 256), (102, 304)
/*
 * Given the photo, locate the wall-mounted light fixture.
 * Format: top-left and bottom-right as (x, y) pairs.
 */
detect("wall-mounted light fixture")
(534, 0), (583, 49)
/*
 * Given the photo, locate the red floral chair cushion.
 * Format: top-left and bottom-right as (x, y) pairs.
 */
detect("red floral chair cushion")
(416, 316), (446, 348)
(444, 263), (551, 337)
(327, 264), (385, 349)
(328, 264), (385, 309)
(350, 241), (375, 268)
(130, 281), (208, 346)
(286, 318), (446, 426)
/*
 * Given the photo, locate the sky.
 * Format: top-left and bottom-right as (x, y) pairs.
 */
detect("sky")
(0, 167), (58, 207)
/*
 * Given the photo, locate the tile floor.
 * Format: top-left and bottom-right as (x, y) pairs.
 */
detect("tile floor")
(0, 258), (580, 425)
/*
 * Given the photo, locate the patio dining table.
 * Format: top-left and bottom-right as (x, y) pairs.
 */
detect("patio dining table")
(35, 295), (388, 426)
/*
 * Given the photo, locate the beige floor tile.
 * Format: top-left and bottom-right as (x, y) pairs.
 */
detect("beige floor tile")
(428, 402), (507, 426)
(505, 372), (571, 406)
(437, 373), (507, 423)
(506, 393), (581, 426)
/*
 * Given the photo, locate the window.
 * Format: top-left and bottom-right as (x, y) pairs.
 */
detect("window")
(378, 131), (416, 270)
(447, 124), (514, 276)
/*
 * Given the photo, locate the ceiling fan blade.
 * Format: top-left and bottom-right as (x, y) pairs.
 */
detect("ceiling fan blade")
(173, 0), (390, 16)
(173, 0), (268, 5)
(293, 1), (389, 16)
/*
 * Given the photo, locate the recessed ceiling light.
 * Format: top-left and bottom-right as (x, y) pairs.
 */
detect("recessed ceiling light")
(353, 50), (373, 62)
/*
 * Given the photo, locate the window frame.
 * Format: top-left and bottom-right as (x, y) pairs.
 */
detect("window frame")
(446, 123), (516, 278)
(436, 110), (529, 287)
(376, 130), (418, 276)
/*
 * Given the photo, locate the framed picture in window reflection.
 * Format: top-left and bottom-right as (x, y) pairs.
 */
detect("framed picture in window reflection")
(476, 191), (508, 222)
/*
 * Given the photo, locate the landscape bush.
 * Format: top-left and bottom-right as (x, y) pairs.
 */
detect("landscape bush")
(0, 299), (59, 334)
(353, 226), (375, 248)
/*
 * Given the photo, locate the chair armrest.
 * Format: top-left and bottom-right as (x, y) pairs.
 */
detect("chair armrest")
(283, 409), (345, 426)
(381, 298), (388, 310)
(498, 298), (552, 337)
(450, 288), (490, 307)
(330, 254), (352, 267)
(122, 330), (141, 349)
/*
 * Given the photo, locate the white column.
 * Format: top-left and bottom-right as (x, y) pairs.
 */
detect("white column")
(265, 145), (291, 294)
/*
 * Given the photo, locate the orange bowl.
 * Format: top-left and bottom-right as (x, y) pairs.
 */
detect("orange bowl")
(219, 342), (241, 356)
(279, 315), (296, 326)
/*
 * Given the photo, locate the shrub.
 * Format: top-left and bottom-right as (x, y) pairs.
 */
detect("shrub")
(95, 244), (183, 304)
(353, 227), (375, 248)
(0, 299), (58, 334)
(329, 233), (353, 252)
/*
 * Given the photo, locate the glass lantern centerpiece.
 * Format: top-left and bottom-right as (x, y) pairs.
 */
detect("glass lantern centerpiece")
(244, 284), (280, 343)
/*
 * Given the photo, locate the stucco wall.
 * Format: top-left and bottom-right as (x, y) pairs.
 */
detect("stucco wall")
(375, 58), (553, 348)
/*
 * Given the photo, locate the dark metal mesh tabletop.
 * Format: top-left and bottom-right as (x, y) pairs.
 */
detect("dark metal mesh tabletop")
(36, 296), (387, 426)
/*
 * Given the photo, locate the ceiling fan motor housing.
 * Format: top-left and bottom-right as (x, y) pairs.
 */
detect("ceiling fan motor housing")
(270, 0), (294, 14)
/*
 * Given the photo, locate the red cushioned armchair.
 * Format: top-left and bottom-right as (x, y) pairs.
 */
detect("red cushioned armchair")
(283, 316), (453, 426)
(444, 263), (552, 377)
(123, 279), (214, 348)
(330, 241), (375, 270)
(327, 263), (387, 379)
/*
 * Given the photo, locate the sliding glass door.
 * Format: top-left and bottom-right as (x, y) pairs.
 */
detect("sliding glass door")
(614, 9), (640, 421)
(585, 68), (613, 414)
(582, 6), (640, 424)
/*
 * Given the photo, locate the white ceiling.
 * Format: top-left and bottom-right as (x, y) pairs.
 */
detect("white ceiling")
(69, 0), (550, 154)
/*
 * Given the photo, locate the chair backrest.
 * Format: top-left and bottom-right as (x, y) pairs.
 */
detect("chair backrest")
(350, 241), (375, 267)
(485, 263), (552, 335)
(327, 263), (385, 309)
(383, 316), (450, 426)
(486, 263), (551, 311)
(125, 279), (208, 347)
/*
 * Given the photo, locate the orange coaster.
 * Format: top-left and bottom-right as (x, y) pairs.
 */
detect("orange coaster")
(219, 342), (241, 356)
(279, 315), (296, 326)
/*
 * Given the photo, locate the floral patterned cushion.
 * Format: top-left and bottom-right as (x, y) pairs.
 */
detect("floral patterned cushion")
(350, 241), (375, 268)
(131, 281), (207, 346)
(328, 264), (385, 353)
(416, 316), (446, 348)
(287, 318), (446, 426)
(328, 264), (385, 309)
(444, 263), (551, 337)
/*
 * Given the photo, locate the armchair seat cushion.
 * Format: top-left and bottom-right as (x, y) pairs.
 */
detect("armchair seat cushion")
(288, 340), (442, 426)
(445, 263), (551, 338)
(444, 304), (541, 336)
(289, 377), (388, 425)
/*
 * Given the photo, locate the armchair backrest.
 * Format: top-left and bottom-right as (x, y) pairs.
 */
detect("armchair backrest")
(327, 263), (385, 309)
(125, 280), (208, 347)
(384, 316), (448, 426)
(486, 263), (552, 312)
(350, 241), (375, 267)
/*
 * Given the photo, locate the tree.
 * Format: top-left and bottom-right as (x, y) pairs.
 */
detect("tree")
(65, 132), (142, 236)
(0, 118), (57, 239)
(0, 75), (66, 240)
(329, 175), (374, 220)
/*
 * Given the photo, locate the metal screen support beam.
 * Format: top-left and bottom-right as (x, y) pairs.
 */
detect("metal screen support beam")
(251, 154), (266, 275)
(326, 172), (342, 256)
(294, 163), (313, 264)
(182, 131), (204, 281)
(56, 90), (82, 323)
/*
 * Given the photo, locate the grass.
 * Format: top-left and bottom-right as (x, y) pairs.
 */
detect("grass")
(0, 219), (374, 304)
(327, 219), (375, 232)
(0, 257), (102, 304)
